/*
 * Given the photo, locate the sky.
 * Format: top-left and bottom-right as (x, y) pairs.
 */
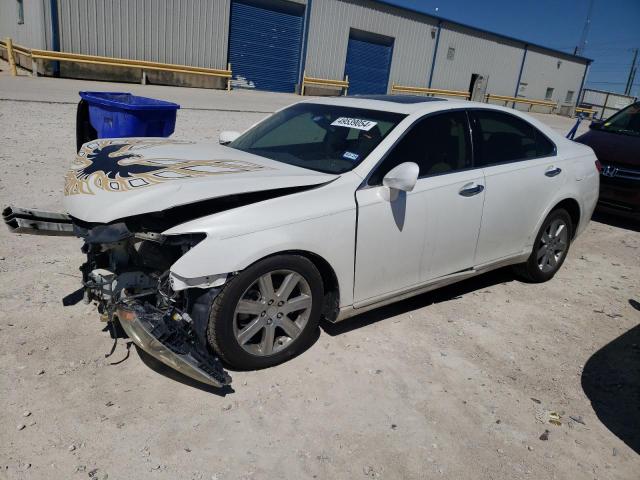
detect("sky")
(386, 0), (640, 98)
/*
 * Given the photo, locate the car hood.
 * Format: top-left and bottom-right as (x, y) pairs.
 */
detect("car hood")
(63, 138), (337, 223)
(574, 129), (640, 169)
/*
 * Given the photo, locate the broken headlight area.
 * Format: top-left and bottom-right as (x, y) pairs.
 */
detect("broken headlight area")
(74, 221), (231, 387)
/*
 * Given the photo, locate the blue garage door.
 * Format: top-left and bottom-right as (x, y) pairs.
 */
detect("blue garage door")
(344, 36), (393, 95)
(228, 1), (303, 92)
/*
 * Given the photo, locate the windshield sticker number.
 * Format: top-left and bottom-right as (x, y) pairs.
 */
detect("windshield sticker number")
(343, 151), (359, 161)
(331, 117), (377, 131)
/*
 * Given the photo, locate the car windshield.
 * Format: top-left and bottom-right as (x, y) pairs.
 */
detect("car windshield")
(229, 103), (406, 174)
(600, 103), (640, 137)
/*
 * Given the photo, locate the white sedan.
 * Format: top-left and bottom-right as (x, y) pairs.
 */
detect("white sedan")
(4, 95), (600, 387)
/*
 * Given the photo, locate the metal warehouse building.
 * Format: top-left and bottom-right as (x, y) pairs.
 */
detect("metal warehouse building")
(1, 0), (591, 107)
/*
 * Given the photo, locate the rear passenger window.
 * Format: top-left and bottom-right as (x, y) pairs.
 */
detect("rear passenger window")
(369, 111), (471, 184)
(472, 110), (555, 166)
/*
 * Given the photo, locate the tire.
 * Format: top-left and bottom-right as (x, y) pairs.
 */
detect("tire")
(207, 254), (323, 370)
(513, 208), (573, 283)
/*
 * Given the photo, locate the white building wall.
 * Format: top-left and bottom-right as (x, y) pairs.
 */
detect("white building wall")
(0, 0), (591, 101)
(305, 0), (438, 90)
(519, 47), (587, 104)
(0, 0), (49, 49)
(431, 23), (524, 95)
(56, 0), (231, 69)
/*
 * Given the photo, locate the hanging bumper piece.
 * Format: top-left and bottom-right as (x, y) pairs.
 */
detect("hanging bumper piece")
(115, 301), (231, 388)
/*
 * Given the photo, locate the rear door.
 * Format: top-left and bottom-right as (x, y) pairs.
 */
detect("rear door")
(354, 110), (484, 304)
(469, 109), (562, 265)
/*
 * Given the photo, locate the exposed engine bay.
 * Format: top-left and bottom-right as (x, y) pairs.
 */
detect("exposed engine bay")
(4, 205), (232, 387)
(79, 220), (232, 386)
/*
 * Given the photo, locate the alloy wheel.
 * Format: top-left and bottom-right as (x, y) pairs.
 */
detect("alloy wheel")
(232, 269), (312, 356)
(536, 218), (569, 273)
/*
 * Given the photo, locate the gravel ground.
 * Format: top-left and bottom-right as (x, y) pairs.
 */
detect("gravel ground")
(0, 74), (638, 480)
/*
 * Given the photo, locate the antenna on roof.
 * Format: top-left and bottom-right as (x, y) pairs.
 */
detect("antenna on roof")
(574, 0), (594, 56)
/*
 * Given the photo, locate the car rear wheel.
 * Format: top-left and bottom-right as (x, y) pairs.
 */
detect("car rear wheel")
(513, 208), (573, 283)
(207, 255), (323, 370)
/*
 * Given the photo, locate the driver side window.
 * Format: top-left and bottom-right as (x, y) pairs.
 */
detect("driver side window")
(368, 110), (472, 185)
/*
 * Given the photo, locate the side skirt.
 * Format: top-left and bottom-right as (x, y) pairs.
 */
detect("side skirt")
(332, 253), (528, 323)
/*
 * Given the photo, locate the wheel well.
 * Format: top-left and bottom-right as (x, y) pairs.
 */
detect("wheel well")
(262, 250), (340, 322)
(553, 198), (581, 238)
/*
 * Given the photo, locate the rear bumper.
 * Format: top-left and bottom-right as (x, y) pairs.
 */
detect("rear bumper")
(598, 177), (640, 218)
(596, 200), (640, 220)
(116, 302), (231, 388)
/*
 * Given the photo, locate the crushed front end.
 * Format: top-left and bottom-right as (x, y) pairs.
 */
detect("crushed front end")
(3, 205), (231, 388)
(75, 219), (231, 387)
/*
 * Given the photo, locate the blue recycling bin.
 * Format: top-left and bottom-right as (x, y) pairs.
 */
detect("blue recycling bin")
(79, 91), (180, 139)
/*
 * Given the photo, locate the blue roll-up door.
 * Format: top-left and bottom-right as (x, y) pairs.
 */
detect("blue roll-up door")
(228, 1), (303, 92)
(344, 37), (393, 95)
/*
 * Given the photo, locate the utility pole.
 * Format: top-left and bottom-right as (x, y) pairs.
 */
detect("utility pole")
(625, 48), (638, 96)
(574, 0), (594, 56)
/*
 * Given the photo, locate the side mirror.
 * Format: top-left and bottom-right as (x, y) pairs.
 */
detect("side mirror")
(219, 131), (241, 145)
(382, 162), (419, 192)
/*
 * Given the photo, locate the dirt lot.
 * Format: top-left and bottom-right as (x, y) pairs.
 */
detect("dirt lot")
(1, 74), (639, 480)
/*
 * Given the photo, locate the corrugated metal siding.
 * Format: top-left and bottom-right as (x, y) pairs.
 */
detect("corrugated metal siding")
(0, 0), (49, 48)
(344, 36), (393, 94)
(56, 0), (230, 69)
(431, 24), (524, 95)
(519, 47), (587, 103)
(305, 0), (437, 90)
(228, 0), (303, 92)
(1, 0), (590, 103)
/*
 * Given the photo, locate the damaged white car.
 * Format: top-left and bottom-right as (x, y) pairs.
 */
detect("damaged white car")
(4, 95), (599, 388)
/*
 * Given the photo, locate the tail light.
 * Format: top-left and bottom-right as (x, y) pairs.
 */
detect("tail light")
(595, 160), (602, 173)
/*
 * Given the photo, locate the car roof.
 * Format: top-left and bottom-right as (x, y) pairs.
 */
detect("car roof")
(301, 94), (470, 114)
(298, 95), (566, 142)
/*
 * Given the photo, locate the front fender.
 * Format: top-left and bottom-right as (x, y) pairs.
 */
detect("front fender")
(169, 210), (356, 306)
(163, 174), (359, 306)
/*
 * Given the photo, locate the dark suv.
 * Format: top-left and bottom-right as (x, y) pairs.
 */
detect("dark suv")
(575, 102), (640, 219)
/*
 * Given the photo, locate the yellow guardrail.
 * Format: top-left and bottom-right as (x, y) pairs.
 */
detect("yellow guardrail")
(575, 107), (596, 117)
(2, 38), (233, 90)
(301, 71), (348, 96)
(30, 49), (233, 89)
(485, 93), (557, 112)
(391, 84), (471, 99)
(0, 38), (31, 75)
(0, 38), (31, 56)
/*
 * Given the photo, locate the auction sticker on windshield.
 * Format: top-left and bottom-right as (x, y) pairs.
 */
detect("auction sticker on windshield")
(331, 117), (377, 131)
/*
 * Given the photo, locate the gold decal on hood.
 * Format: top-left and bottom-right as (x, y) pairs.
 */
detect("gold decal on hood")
(64, 139), (269, 195)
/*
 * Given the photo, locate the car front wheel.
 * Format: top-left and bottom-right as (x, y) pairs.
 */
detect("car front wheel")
(207, 254), (323, 370)
(513, 208), (573, 283)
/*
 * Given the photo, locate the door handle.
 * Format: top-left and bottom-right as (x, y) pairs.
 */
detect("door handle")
(459, 183), (485, 197)
(545, 167), (562, 177)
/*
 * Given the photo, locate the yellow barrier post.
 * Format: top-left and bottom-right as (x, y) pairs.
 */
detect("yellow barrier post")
(301, 72), (349, 96)
(5, 37), (17, 76)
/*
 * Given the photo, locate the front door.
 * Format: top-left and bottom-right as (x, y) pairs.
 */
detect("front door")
(354, 110), (485, 305)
